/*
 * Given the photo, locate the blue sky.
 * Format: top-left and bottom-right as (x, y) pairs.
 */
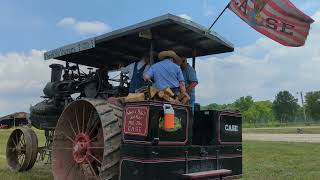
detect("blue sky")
(0, 0), (317, 52)
(0, 0), (319, 115)
(0, 0), (263, 52)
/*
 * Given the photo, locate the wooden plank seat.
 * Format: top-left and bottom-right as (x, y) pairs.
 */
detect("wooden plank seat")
(180, 169), (232, 179)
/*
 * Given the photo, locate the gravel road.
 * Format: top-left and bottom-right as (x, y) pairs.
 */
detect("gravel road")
(243, 133), (320, 143)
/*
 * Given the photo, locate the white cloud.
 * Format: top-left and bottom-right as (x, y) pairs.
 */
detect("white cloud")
(57, 17), (76, 26)
(203, 0), (216, 17)
(179, 14), (192, 20)
(0, 50), (53, 116)
(196, 10), (320, 105)
(292, 0), (320, 11)
(57, 17), (111, 35)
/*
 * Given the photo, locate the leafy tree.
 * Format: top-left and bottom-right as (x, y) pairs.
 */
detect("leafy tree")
(234, 96), (254, 112)
(272, 91), (299, 123)
(202, 103), (236, 110)
(305, 91), (320, 121)
(243, 101), (274, 126)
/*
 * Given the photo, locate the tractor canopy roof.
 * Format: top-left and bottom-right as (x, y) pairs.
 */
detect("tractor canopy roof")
(44, 14), (234, 69)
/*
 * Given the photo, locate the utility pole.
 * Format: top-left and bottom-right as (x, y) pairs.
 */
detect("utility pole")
(297, 92), (307, 124)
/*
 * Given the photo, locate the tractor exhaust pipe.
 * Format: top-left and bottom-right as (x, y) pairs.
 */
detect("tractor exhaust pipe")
(49, 64), (64, 82)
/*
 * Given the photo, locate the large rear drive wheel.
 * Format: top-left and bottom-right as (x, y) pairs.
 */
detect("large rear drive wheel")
(6, 128), (38, 172)
(52, 99), (123, 180)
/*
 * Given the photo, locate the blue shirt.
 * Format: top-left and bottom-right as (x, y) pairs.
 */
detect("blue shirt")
(145, 59), (184, 90)
(182, 63), (198, 104)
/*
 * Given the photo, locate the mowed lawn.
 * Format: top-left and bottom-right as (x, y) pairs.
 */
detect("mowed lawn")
(0, 129), (319, 179)
(243, 141), (320, 180)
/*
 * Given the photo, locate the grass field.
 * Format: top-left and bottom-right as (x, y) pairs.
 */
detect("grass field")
(243, 126), (320, 134)
(243, 141), (320, 180)
(0, 129), (319, 180)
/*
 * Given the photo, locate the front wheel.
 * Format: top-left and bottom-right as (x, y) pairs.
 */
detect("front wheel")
(6, 128), (38, 171)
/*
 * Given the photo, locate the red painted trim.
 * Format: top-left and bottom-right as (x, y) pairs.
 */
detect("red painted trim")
(181, 169), (232, 179)
(120, 154), (242, 164)
(217, 112), (242, 145)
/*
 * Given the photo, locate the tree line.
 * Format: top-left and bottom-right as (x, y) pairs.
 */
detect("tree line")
(202, 90), (320, 127)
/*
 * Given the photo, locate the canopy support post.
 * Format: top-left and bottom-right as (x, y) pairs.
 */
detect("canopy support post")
(150, 40), (154, 65)
(192, 49), (196, 69)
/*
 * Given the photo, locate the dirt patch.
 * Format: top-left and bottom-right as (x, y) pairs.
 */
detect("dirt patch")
(243, 133), (320, 143)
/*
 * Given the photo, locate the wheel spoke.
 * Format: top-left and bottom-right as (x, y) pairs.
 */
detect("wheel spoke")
(85, 109), (94, 134)
(11, 137), (17, 147)
(86, 159), (98, 179)
(90, 130), (102, 142)
(20, 134), (25, 147)
(82, 104), (86, 133)
(21, 154), (25, 165)
(87, 152), (102, 165)
(64, 162), (77, 180)
(73, 108), (81, 134)
(66, 115), (77, 137)
(18, 154), (25, 165)
(15, 132), (19, 146)
(53, 147), (73, 151)
(21, 134), (26, 145)
(88, 146), (104, 150)
(62, 132), (75, 143)
(88, 119), (100, 137)
(17, 154), (22, 162)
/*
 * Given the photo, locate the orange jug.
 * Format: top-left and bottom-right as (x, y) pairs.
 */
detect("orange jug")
(163, 104), (175, 129)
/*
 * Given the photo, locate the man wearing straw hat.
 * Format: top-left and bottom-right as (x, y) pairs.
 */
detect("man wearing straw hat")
(143, 50), (187, 95)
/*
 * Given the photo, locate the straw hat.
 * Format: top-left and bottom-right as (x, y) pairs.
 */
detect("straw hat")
(158, 50), (182, 65)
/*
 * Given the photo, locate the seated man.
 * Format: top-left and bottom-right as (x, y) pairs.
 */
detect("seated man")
(121, 53), (151, 93)
(143, 50), (187, 95)
(180, 57), (198, 109)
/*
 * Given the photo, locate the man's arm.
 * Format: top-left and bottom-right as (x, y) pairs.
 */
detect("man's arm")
(143, 74), (152, 82)
(179, 81), (187, 94)
(186, 65), (198, 94)
(143, 66), (154, 83)
(186, 82), (198, 94)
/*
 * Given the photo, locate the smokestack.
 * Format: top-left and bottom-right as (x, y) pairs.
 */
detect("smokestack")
(49, 64), (64, 82)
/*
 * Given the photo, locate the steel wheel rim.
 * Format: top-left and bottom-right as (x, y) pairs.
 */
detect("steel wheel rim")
(6, 128), (34, 171)
(53, 100), (104, 180)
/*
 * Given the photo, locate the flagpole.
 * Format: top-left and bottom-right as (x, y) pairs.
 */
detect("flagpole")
(208, 3), (230, 31)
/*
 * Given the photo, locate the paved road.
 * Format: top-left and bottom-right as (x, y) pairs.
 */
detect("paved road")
(243, 133), (320, 143)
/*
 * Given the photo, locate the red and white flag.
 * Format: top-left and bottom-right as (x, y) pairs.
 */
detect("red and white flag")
(229, 0), (314, 47)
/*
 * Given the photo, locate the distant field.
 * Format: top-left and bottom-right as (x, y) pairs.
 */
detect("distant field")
(243, 126), (320, 134)
(0, 129), (320, 179)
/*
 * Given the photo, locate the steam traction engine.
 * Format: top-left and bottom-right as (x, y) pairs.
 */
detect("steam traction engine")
(6, 14), (242, 179)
